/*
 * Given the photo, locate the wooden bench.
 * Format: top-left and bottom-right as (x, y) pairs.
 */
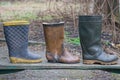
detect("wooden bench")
(0, 22), (120, 74)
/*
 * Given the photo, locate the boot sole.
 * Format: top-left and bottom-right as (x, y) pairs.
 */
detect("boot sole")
(83, 60), (117, 65)
(10, 57), (42, 63)
(48, 60), (80, 64)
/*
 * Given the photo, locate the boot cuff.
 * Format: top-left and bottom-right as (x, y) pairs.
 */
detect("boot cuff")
(79, 15), (102, 22)
(3, 21), (29, 26)
(43, 22), (64, 27)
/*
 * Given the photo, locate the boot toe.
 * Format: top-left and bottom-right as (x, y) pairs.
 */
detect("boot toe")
(10, 53), (42, 63)
(59, 55), (80, 64)
(27, 53), (42, 60)
(97, 52), (118, 62)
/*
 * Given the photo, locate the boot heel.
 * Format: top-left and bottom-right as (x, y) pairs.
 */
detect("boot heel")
(83, 60), (96, 64)
(83, 60), (117, 65)
(48, 60), (58, 63)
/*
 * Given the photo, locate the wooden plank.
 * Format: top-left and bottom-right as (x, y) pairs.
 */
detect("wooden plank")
(0, 46), (120, 70)
(0, 62), (120, 70)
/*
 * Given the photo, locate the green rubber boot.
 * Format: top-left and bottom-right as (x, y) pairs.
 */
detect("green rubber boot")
(79, 16), (118, 65)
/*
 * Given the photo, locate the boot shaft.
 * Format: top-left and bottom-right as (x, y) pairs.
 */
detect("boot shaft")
(79, 16), (102, 44)
(79, 16), (102, 59)
(43, 22), (64, 56)
(3, 21), (29, 57)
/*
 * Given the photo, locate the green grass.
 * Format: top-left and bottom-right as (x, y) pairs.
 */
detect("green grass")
(0, 1), (64, 22)
(0, 1), (84, 22)
(0, 11), (38, 21)
(0, 1), (48, 21)
(67, 37), (80, 45)
(0, 1), (12, 6)
(40, 15), (54, 21)
(65, 31), (80, 45)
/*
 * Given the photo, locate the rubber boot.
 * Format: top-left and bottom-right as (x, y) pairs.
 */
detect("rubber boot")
(43, 22), (80, 63)
(79, 16), (118, 65)
(3, 21), (42, 63)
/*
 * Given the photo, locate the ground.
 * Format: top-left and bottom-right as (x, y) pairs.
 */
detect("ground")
(0, 70), (118, 80)
(0, 1), (120, 80)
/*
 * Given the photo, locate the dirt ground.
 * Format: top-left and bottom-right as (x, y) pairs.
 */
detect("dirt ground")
(0, 70), (118, 80)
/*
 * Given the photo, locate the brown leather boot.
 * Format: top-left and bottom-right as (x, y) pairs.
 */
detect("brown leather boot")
(43, 22), (80, 63)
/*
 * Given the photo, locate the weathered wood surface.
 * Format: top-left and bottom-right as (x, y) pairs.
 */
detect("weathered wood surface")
(0, 46), (120, 70)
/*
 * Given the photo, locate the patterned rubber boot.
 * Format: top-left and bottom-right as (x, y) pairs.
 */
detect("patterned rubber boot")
(3, 21), (42, 63)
